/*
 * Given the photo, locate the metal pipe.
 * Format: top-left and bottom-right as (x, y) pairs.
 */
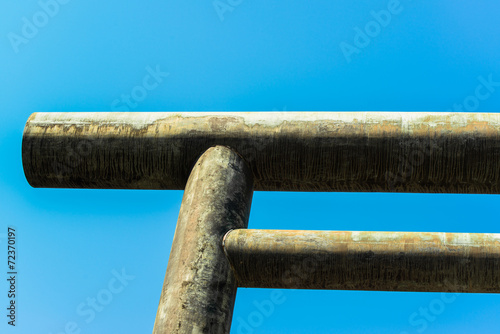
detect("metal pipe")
(223, 229), (500, 293)
(153, 146), (253, 333)
(22, 112), (500, 193)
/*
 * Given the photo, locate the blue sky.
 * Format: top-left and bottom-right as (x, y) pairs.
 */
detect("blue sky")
(1, 1), (500, 333)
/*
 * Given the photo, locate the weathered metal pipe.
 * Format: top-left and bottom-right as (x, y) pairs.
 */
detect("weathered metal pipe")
(22, 112), (500, 193)
(223, 229), (500, 293)
(153, 146), (253, 333)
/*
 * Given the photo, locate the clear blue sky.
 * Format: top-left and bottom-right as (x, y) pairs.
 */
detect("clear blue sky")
(1, 1), (500, 333)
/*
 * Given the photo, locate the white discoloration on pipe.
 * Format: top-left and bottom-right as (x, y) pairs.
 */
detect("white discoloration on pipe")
(26, 111), (500, 128)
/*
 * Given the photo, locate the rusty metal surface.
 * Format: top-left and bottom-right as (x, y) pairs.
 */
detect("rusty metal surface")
(223, 229), (500, 293)
(153, 146), (253, 334)
(22, 112), (500, 193)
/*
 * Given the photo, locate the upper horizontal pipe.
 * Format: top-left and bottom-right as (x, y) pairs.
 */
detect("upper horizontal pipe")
(223, 229), (500, 293)
(22, 112), (500, 192)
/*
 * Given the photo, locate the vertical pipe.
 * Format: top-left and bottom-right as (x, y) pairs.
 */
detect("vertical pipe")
(153, 146), (254, 333)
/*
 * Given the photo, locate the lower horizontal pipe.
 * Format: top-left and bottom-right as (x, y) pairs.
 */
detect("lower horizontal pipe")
(222, 229), (500, 293)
